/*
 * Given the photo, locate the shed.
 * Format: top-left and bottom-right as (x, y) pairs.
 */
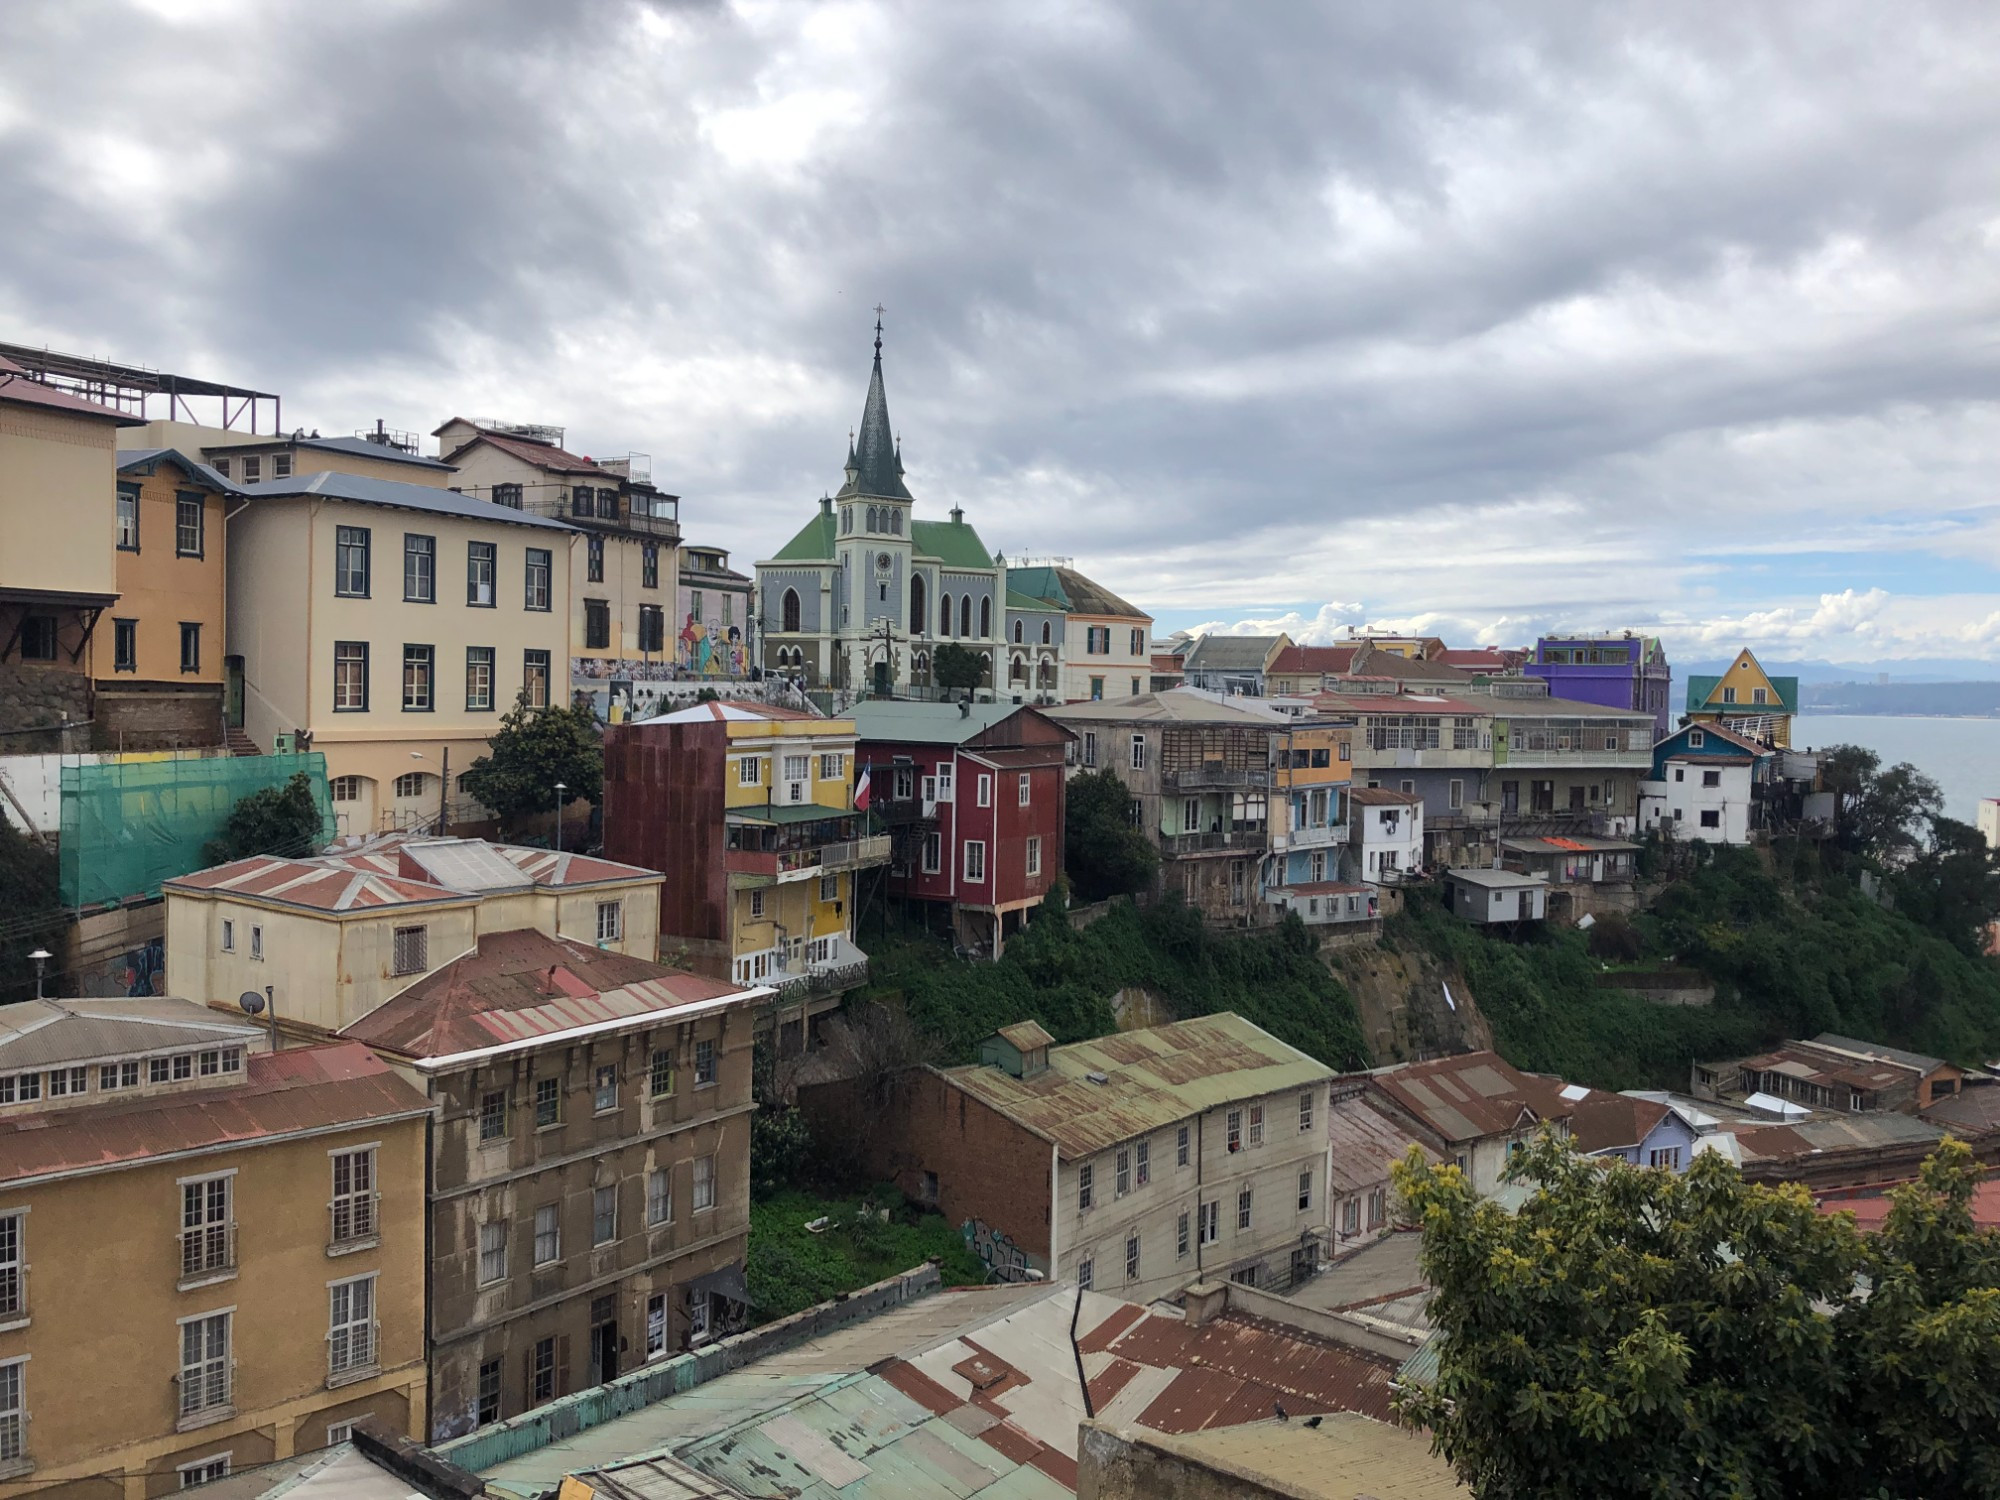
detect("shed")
(1443, 866), (1547, 924)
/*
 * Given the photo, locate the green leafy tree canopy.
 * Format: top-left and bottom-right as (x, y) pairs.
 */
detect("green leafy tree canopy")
(1063, 765), (1158, 901)
(202, 772), (328, 865)
(931, 641), (987, 695)
(1395, 1134), (2000, 1499)
(459, 693), (604, 835)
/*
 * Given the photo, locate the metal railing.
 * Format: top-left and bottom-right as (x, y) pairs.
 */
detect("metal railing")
(1162, 766), (1270, 791)
(0, 1264), (22, 1323)
(1161, 829), (1269, 854)
(329, 1193), (378, 1249)
(179, 1222), (235, 1281)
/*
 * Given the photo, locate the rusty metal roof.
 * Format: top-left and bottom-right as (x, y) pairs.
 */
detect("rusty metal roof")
(0, 1042), (428, 1187)
(0, 995), (262, 1072)
(338, 930), (756, 1064)
(164, 854), (467, 912)
(1327, 1099), (1436, 1196)
(1568, 1093), (1670, 1155)
(1363, 1051), (1576, 1144)
(942, 1014), (1334, 1158)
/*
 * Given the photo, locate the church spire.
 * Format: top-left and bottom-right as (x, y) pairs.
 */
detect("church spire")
(839, 306), (912, 502)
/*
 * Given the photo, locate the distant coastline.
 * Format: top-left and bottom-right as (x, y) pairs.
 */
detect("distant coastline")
(1797, 681), (2000, 719)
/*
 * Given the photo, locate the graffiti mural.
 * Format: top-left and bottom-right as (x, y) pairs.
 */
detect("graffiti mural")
(677, 614), (747, 678)
(962, 1217), (1043, 1282)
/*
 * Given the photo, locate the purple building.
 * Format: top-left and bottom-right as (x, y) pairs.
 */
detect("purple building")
(1525, 635), (1671, 740)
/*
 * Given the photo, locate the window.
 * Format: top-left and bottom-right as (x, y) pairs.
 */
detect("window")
(593, 1064), (619, 1114)
(524, 650), (550, 708)
(818, 873), (838, 903)
(1702, 769), (1722, 788)
(329, 1274), (376, 1376)
(1237, 1186), (1253, 1231)
(174, 1052), (195, 1079)
(749, 889), (766, 918)
(1299, 1170), (1313, 1211)
(1078, 1163), (1094, 1211)
(641, 542), (659, 588)
(960, 595), (973, 636)
(1299, 1089), (1314, 1133)
(404, 534), (435, 602)
(1226, 1110), (1242, 1152)
(694, 1039), (717, 1086)
(648, 1169), (673, 1226)
(476, 1357), (503, 1425)
(935, 764), (954, 799)
(586, 535), (605, 583)
(963, 841), (986, 883)
(592, 1186), (617, 1245)
(241, 455), (261, 483)
(47, 1064), (86, 1096)
(0, 1214), (20, 1320)
(179, 1311), (231, 1417)
(819, 752), (843, 779)
(1115, 1148), (1131, 1197)
(1649, 1147), (1683, 1170)
(1368, 1188), (1386, 1227)
(0, 1358), (21, 1464)
(490, 481), (523, 510)
(1130, 734), (1147, 770)
(393, 771), (426, 798)
(1026, 836), (1042, 878)
(693, 1153), (716, 1211)
(738, 756), (761, 787)
(649, 1049), (676, 1097)
(976, 774), (992, 808)
(179, 1455), (230, 1489)
(478, 1220), (508, 1284)
(181, 1177), (232, 1278)
(534, 1077), (561, 1128)
(17, 616), (55, 662)
(391, 925), (427, 975)
(467, 541), (497, 606)
(1342, 1198), (1361, 1235)
(401, 644), (434, 711)
(178, 622), (201, 674)
(1699, 809), (1721, 829)
(524, 549), (552, 610)
(1125, 1233), (1140, 1283)
(107, 615), (138, 673)
(117, 481), (140, 549)
(529, 1336), (557, 1404)
(1722, 686), (1737, 704)
(584, 598), (610, 649)
(1177, 1211), (1191, 1259)
(1077, 1257), (1094, 1292)
(1752, 687), (1768, 705)
(1130, 627), (1144, 655)
(1177, 1124), (1190, 1167)
(1135, 1140), (1150, 1186)
(479, 1091), (508, 1142)
(920, 831), (942, 874)
(458, 644), (496, 711)
(102, 1059), (140, 1090)
(334, 526), (370, 596)
(1082, 731), (1097, 767)
(176, 494), (205, 557)
(332, 641), (370, 712)
(638, 604), (665, 653)
(596, 900), (623, 943)
(1248, 1104), (1265, 1147)
(331, 1147), (376, 1244)
(1199, 1200), (1218, 1246)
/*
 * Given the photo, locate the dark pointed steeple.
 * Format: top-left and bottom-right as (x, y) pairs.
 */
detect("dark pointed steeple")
(837, 309), (913, 502)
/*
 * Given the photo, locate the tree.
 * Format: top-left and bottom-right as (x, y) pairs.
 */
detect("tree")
(932, 642), (986, 695)
(1895, 815), (2000, 956)
(202, 772), (327, 865)
(0, 812), (64, 1002)
(459, 692), (603, 836)
(1063, 766), (1158, 901)
(1822, 743), (1942, 863)
(1394, 1134), (2000, 1499)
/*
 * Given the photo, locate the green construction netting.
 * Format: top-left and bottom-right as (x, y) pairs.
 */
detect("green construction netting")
(59, 752), (335, 908)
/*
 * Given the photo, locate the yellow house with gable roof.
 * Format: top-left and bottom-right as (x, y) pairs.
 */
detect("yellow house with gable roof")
(1684, 648), (1798, 748)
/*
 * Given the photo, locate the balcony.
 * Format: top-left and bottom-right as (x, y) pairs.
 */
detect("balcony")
(1272, 820), (1346, 852)
(1161, 828), (1269, 856)
(518, 493), (681, 540)
(1163, 765), (1271, 792)
(872, 796), (936, 827)
(735, 934), (871, 1000)
(178, 1222), (236, 1288)
(726, 830), (891, 886)
(328, 1194), (380, 1257)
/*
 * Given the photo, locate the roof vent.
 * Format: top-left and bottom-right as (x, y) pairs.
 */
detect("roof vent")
(1086, 1070), (1109, 1085)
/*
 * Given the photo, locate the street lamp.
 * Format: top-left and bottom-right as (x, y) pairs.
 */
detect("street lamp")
(410, 749), (450, 836)
(554, 782), (568, 854)
(27, 949), (51, 1000)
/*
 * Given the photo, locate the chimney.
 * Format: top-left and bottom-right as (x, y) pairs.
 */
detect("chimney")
(959, 700), (971, 718)
(1182, 1281), (1228, 1327)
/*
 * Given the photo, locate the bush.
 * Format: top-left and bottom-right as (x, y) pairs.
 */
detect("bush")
(746, 1189), (988, 1322)
(202, 772), (327, 865)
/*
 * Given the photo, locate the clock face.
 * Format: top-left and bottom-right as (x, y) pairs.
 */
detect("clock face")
(876, 552), (893, 572)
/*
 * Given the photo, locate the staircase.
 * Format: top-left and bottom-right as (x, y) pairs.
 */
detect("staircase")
(224, 728), (262, 757)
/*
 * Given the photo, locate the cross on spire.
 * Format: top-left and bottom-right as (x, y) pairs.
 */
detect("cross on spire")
(873, 304), (885, 356)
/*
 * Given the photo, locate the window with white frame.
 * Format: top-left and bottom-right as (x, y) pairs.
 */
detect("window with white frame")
(391, 925), (427, 976)
(819, 752), (843, 779)
(1130, 734), (1147, 770)
(818, 873), (838, 903)
(326, 1421), (355, 1446)
(179, 1311), (231, 1417)
(1082, 731), (1097, 766)
(1176, 1124), (1190, 1167)
(1198, 1200), (1218, 1245)
(689, 1294), (712, 1342)
(533, 1204), (560, 1266)
(1226, 1109), (1242, 1152)
(330, 1147), (376, 1245)
(178, 1455), (230, 1489)
(328, 1274), (376, 1376)
(976, 774), (992, 808)
(921, 832), (942, 874)
(693, 1153), (717, 1211)
(749, 889), (765, 919)
(695, 1039), (716, 1086)
(1017, 772), (1031, 806)
(595, 901), (622, 943)
(249, 924), (263, 961)
(220, 919), (235, 953)
(1025, 836), (1042, 877)
(0, 1216), (18, 1320)
(592, 1186), (617, 1245)
(0, 1359), (23, 1464)
(1299, 1089), (1314, 1132)
(648, 1168), (673, 1226)
(181, 1176), (232, 1278)
(1176, 1211), (1190, 1259)
(534, 1076), (561, 1128)
(963, 840), (986, 882)
(646, 1292), (668, 1359)
(594, 1065), (618, 1113)
(1237, 1185), (1253, 1230)
(1298, 1170), (1313, 1212)
(1135, 1140), (1150, 1186)
(1115, 1148), (1130, 1196)
(1248, 1104), (1264, 1147)
(738, 756), (761, 786)
(1078, 1162), (1094, 1211)
(1125, 1233), (1140, 1283)
(1342, 1197), (1360, 1236)
(478, 1220), (508, 1284)
(1077, 1257), (1093, 1291)
(936, 763), (955, 799)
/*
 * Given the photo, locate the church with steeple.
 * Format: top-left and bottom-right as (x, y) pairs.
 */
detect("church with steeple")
(756, 319), (1004, 696)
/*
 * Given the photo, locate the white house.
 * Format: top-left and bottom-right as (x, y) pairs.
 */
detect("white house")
(1349, 787), (1424, 884)
(1638, 722), (1773, 846)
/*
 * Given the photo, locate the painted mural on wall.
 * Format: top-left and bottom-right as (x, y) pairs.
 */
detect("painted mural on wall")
(962, 1216), (1044, 1282)
(678, 614), (748, 678)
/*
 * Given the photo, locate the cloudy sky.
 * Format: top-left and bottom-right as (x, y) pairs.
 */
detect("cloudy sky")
(5, 1), (1999, 669)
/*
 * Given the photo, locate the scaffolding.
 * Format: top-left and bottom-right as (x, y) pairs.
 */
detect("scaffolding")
(58, 753), (333, 909)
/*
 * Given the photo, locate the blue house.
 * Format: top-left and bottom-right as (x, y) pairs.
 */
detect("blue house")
(1574, 1092), (1701, 1171)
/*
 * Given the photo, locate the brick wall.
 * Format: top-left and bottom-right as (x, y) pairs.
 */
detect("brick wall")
(800, 1066), (1053, 1263)
(92, 682), (224, 750)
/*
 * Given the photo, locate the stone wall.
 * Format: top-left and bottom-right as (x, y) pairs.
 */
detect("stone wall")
(92, 682), (224, 751)
(0, 662), (91, 751)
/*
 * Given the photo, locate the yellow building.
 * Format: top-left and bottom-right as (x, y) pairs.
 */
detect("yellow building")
(1685, 648), (1798, 748)
(603, 703), (889, 1044)
(0, 356), (130, 745)
(0, 999), (430, 1498)
(162, 837), (664, 1034)
(224, 470), (576, 833)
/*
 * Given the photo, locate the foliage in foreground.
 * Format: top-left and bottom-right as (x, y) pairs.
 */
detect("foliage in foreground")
(745, 1188), (988, 1323)
(1395, 1136), (2000, 1500)
(202, 771), (328, 865)
(459, 693), (603, 834)
(0, 813), (64, 1002)
(866, 894), (1370, 1069)
(1063, 766), (1159, 902)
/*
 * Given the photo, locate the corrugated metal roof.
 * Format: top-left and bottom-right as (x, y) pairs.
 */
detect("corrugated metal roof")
(850, 701), (1027, 745)
(165, 854), (466, 912)
(1363, 1051), (1575, 1144)
(239, 467), (578, 531)
(943, 1014), (1334, 1158)
(1327, 1099), (1436, 1196)
(1042, 690), (1286, 727)
(0, 995), (262, 1071)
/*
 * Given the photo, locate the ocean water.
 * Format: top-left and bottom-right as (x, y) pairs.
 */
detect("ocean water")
(1794, 714), (2000, 826)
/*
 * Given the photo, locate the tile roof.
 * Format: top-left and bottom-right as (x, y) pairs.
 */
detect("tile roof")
(439, 424), (605, 475)
(1568, 1093), (1671, 1155)
(239, 467), (578, 532)
(1361, 1051), (1576, 1144)
(1433, 648), (1512, 672)
(0, 995), (263, 1072)
(338, 929), (754, 1064)
(1326, 1097), (1437, 1196)
(1269, 644), (1362, 676)
(1921, 1086), (2000, 1135)
(1818, 1178), (2000, 1232)
(163, 854), (468, 912)
(940, 1013), (1333, 1158)
(0, 1042), (429, 1187)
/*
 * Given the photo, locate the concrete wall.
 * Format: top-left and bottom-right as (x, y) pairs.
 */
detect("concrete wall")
(1078, 1421), (1295, 1500)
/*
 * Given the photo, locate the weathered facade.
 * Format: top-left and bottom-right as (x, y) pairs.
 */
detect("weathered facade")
(1525, 633), (1672, 740)
(337, 931), (763, 1441)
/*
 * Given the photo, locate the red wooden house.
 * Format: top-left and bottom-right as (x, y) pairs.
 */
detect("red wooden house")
(850, 702), (1073, 956)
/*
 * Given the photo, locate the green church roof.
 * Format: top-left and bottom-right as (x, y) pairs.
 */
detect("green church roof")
(770, 510), (836, 562)
(912, 517), (994, 570)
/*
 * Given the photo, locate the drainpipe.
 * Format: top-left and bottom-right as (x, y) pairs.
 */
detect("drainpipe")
(1195, 1112), (1205, 1280)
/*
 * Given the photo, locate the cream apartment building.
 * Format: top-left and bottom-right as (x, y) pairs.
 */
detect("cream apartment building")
(1005, 564), (1152, 704)
(163, 837), (664, 1033)
(226, 470), (577, 833)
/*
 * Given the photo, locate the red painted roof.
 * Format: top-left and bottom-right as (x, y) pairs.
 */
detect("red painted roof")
(1818, 1179), (2000, 1231)
(164, 855), (460, 911)
(440, 425), (604, 475)
(0, 360), (134, 422)
(1269, 645), (1362, 676)
(0, 1042), (427, 1186)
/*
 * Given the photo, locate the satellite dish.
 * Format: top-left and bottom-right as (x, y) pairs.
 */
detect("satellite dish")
(237, 990), (266, 1017)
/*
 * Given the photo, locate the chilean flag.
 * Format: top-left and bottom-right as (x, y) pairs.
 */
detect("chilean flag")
(853, 765), (872, 811)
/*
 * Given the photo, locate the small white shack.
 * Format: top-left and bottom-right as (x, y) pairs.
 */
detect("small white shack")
(1444, 866), (1548, 924)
